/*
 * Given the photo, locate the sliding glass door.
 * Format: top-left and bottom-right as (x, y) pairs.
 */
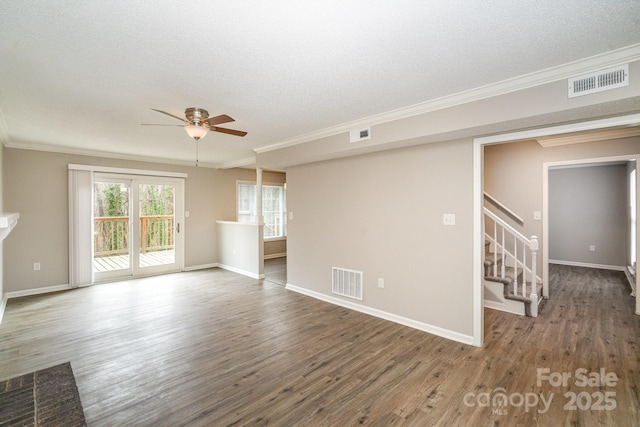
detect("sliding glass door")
(93, 174), (184, 282)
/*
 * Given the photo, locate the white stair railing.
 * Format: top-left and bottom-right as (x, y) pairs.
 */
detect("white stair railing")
(484, 207), (541, 316)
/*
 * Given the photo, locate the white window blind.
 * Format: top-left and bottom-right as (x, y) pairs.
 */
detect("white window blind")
(68, 169), (94, 287)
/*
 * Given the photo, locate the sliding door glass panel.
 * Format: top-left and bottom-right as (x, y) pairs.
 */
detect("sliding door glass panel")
(138, 183), (176, 269)
(93, 181), (131, 275)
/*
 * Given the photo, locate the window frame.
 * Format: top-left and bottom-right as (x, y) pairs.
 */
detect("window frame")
(236, 180), (287, 241)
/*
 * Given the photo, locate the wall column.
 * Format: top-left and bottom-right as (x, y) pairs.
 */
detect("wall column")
(256, 167), (263, 225)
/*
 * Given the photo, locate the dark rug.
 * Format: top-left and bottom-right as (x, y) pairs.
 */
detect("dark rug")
(0, 362), (86, 426)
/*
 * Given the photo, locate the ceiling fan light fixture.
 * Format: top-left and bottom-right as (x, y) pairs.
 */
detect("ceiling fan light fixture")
(184, 124), (209, 140)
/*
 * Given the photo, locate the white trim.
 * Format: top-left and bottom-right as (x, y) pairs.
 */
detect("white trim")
(475, 114), (640, 145)
(257, 44), (640, 154)
(0, 295), (6, 325)
(264, 252), (286, 260)
(5, 140), (228, 168)
(218, 263), (265, 280)
(69, 163), (188, 178)
(285, 283), (474, 345)
(218, 156), (256, 169)
(624, 267), (636, 297)
(543, 153), (640, 303)
(183, 263), (219, 272)
(6, 284), (72, 299)
(484, 300), (526, 317)
(473, 138), (484, 347)
(0, 109), (9, 146)
(549, 260), (626, 271)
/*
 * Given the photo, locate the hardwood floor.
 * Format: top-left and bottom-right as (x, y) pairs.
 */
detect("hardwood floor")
(0, 262), (638, 426)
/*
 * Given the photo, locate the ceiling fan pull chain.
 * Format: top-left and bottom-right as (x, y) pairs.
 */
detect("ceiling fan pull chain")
(196, 139), (199, 167)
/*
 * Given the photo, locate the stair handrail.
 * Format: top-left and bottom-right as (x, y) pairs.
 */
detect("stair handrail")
(484, 207), (540, 317)
(484, 191), (525, 227)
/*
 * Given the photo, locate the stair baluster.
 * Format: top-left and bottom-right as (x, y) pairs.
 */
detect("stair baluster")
(483, 207), (543, 317)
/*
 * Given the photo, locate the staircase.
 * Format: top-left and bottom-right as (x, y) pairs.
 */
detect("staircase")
(484, 206), (545, 317)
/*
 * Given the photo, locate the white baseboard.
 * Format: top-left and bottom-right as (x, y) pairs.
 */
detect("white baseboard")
(284, 283), (475, 346)
(624, 266), (636, 297)
(549, 260), (626, 271)
(218, 264), (265, 280)
(484, 300), (526, 316)
(183, 263), (219, 272)
(6, 284), (72, 299)
(0, 295), (6, 325)
(264, 253), (286, 260)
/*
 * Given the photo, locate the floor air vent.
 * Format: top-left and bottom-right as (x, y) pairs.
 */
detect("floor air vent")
(332, 267), (363, 300)
(568, 64), (628, 98)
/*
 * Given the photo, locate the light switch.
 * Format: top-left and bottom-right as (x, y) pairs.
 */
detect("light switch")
(288, 211), (294, 220)
(533, 211), (541, 221)
(443, 213), (456, 226)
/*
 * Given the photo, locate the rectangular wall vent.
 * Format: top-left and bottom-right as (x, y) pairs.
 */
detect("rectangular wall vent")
(568, 64), (629, 98)
(349, 127), (371, 143)
(332, 267), (363, 300)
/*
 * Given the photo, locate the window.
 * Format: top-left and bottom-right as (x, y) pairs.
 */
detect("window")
(237, 182), (286, 239)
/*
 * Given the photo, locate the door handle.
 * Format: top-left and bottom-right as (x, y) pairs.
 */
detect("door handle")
(176, 222), (180, 233)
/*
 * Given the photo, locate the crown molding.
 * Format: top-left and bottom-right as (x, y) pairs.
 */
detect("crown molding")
(255, 43), (640, 154)
(2, 139), (227, 169)
(0, 110), (10, 146)
(536, 125), (640, 147)
(217, 156), (256, 169)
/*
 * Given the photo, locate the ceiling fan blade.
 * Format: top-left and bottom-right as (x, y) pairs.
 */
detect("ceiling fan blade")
(141, 123), (183, 126)
(206, 114), (235, 126)
(150, 108), (188, 123)
(212, 127), (247, 137)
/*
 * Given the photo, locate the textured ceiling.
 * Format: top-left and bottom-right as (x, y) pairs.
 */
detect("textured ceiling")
(1, 1), (639, 168)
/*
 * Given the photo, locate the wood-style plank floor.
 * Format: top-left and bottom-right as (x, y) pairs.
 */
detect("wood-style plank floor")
(0, 262), (638, 426)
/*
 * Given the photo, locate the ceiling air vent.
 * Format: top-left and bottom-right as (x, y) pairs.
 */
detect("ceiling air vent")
(568, 64), (629, 98)
(349, 127), (371, 143)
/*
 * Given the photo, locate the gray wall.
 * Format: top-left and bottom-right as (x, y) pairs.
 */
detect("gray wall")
(549, 164), (628, 267)
(2, 148), (284, 293)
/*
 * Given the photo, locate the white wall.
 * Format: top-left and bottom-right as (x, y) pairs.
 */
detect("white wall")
(549, 164), (628, 267)
(217, 221), (264, 279)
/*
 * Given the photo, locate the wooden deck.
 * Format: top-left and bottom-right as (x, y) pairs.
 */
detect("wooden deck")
(93, 250), (175, 272)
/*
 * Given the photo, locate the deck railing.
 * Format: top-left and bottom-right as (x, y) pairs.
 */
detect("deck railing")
(94, 215), (174, 256)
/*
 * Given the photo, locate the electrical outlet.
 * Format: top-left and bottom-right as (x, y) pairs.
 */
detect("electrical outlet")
(378, 278), (384, 288)
(589, 245), (596, 252)
(33, 262), (41, 271)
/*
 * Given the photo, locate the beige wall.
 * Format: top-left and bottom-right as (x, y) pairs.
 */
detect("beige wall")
(484, 137), (640, 272)
(259, 60), (640, 343)
(264, 239), (286, 258)
(2, 148), (283, 292)
(287, 139), (474, 336)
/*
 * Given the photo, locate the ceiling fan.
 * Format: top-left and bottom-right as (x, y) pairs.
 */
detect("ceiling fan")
(142, 108), (247, 141)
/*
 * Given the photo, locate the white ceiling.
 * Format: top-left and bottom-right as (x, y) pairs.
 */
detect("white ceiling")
(1, 1), (639, 168)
